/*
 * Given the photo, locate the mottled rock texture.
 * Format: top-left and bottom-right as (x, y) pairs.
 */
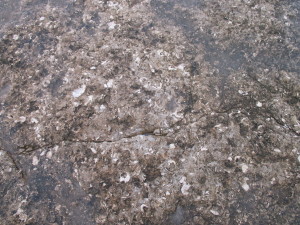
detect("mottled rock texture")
(0, 0), (300, 224)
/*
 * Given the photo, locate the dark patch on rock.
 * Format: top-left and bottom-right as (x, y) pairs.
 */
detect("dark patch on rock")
(168, 205), (185, 225)
(47, 76), (64, 97)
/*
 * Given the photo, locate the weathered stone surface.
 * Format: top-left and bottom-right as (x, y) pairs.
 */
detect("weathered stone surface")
(0, 0), (299, 224)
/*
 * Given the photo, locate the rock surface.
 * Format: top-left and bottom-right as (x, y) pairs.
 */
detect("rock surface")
(0, 0), (300, 224)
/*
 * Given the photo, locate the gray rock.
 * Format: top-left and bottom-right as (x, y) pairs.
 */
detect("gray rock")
(0, 0), (299, 224)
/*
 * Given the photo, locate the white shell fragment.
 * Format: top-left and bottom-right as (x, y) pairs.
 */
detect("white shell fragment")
(72, 85), (86, 98)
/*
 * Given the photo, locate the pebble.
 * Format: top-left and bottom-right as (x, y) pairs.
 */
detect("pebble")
(72, 85), (86, 98)
(256, 101), (263, 107)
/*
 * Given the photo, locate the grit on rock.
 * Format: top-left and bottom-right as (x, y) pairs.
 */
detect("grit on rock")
(0, 0), (299, 224)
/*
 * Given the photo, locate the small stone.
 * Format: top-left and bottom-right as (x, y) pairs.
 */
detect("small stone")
(177, 64), (185, 70)
(241, 163), (249, 173)
(31, 118), (38, 123)
(120, 173), (130, 183)
(140, 204), (148, 212)
(91, 148), (97, 154)
(274, 148), (281, 153)
(72, 85), (86, 98)
(104, 79), (114, 88)
(238, 90), (248, 95)
(99, 104), (106, 112)
(108, 21), (117, 30)
(15, 208), (27, 221)
(46, 151), (52, 159)
(242, 182), (250, 191)
(180, 177), (190, 195)
(210, 210), (219, 216)
(181, 183), (190, 195)
(153, 129), (161, 135)
(169, 143), (175, 149)
(201, 147), (208, 151)
(32, 156), (39, 165)
(13, 35), (19, 40)
(179, 177), (186, 183)
(19, 116), (26, 123)
(256, 101), (262, 107)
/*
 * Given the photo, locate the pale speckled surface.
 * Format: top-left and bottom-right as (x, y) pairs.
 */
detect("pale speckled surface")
(0, 0), (300, 224)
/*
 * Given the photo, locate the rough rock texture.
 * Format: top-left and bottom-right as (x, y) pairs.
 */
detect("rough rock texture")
(0, 0), (300, 224)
